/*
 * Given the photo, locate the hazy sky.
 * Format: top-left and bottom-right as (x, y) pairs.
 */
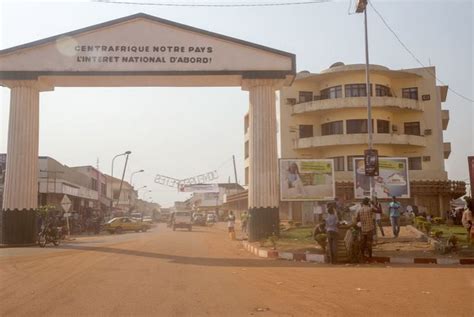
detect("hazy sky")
(1, 0), (473, 207)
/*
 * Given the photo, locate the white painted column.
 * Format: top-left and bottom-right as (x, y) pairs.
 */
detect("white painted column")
(242, 79), (282, 241)
(2, 81), (46, 210)
(244, 79), (279, 209)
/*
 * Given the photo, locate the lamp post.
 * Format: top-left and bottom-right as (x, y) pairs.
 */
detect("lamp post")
(130, 169), (144, 186)
(110, 151), (132, 211)
(356, 0), (375, 199)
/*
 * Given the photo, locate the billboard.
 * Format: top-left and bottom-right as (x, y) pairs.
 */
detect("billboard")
(178, 183), (219, 193)
(280, 159), (335, 201)
(354, 157), (410, 199)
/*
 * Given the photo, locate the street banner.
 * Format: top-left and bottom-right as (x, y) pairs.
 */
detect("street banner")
(280, 159), (335, 201)
(178, 183), (219, 193)
(468, 156), (474, 198)
(354, 157), (410, 199)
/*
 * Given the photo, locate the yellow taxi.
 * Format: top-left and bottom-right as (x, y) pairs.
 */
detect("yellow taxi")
(103, 217), (150, 234)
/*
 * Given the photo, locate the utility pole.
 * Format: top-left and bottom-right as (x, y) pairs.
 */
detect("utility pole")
(232, 154), (238, 187)
(115, 153), (130, 208)
(356, 0), (376, 199)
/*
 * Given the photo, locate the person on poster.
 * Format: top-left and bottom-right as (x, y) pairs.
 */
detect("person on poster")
(286, 162), (306, 196)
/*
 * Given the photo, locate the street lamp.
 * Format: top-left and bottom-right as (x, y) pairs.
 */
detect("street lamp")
(130, 169), (144, 186)
(136, 185), (147, 192)
(110, 150), (132, 209)
(355, 0), (375, 199)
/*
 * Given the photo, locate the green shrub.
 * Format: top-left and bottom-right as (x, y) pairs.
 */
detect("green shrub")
(447, 234), (458, 248)
(414, 216), (426, 225)
(432, 217), (444, 225)
(315, 233), (327, 251)
(294, 222), (302, 228)
(423, 222), (432, 235)
(288, 220), (294, 227)
(267, 232), (279, 250)
(432, 230), (443, 239)
(416, 220), (427, 231)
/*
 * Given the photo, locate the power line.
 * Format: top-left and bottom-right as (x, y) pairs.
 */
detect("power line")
(92, 0), (332, 7)
(368, 0), (473, 103)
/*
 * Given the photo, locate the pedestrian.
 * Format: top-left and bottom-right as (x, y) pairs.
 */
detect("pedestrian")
(372, 197), (384, 237)
(325, 205), (339, 264)
(227, 211), (236, 240)
(388, 196), (401, 238)
(313, 202), (323, 224)
(357, 198), (375, 260)
(241, 211), (249, 235)
(461, 197), (473, 243)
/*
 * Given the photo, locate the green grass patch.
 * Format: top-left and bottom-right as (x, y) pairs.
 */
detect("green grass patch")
(431, 224), (469, 245)
(259, 226), (321, 253)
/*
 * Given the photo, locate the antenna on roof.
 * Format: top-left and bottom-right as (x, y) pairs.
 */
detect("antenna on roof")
(96, 157), (100, 171)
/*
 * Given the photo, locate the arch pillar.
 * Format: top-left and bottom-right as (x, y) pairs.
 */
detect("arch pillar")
(1, 80), (52, 245)
(242, 79), (283, 242)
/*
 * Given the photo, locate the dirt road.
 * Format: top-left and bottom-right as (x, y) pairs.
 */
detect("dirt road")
(0, 224), (472, 316)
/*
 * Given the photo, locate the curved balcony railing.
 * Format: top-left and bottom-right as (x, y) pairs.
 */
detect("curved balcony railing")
(292, 96), (421, 114)
(294, 133), (427, 149)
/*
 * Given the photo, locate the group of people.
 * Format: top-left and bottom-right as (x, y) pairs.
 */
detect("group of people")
(317, 196), (402, 264)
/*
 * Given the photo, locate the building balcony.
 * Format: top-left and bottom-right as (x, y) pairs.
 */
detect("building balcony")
(441, 110), (449, 130)
(292, 96), (422, 115)
(443, 142), (451, 159)
(294, 133), (427, 149)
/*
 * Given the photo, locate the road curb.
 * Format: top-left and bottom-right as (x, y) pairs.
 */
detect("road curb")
(241, 241), (473, 265)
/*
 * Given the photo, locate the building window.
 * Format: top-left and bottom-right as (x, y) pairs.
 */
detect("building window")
(245, 167), (249, 185)
(346, 119), (374, 134)
(244, 141), (249, 159)
(376, 84), (392, 97)
(320, 86), (342, 100)
(321, 121), (343, 136)
(408, 157), (422, 170)
(91, 178), (98, 191)
(377, 120), (390, 134)
(299, 125), (314, 138)
(345, 83), (372, 97)
(101, 183), (107, 196)
(404, 122), (421, 135)
(244, 115), (249, 134)
(298, 91), (313, 103)
(331, 157), (345, 171)
(347, 155), (364, 171)
(402, 87), (418, 100)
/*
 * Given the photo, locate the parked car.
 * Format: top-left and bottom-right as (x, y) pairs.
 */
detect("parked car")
(103, 217), (150, 234)
(206, 213), (217, 224)
(173, 211), (192, 231)
(192, 213), (206, 226)
(142, 216), (153, 224)
(159, 212), (171, 223)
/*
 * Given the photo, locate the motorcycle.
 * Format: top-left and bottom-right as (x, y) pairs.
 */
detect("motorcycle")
(38, 223), (61, 247)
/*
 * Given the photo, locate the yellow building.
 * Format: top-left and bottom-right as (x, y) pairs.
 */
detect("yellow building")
(277, 62), (464, 219)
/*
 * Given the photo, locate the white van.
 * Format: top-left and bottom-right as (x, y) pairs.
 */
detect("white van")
(173, 211), (192, 231)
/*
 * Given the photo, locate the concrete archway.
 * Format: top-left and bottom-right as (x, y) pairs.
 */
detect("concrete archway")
(0, 13), (296, 245)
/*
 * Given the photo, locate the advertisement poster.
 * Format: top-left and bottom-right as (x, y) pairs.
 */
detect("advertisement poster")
(354, 157), (410, 199)
(280, 159), (335, 201)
